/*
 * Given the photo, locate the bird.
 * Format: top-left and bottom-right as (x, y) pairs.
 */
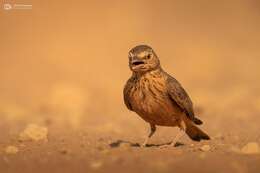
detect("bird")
(123, 45), (210, 147)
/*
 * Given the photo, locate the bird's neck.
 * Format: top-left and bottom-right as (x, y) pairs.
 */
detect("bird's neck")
(132, 67), (163, 79)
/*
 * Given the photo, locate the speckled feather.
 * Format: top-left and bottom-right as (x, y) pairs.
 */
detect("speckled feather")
(124, 67), (198, 126)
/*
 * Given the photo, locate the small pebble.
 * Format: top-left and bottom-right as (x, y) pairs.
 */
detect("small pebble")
(241, 142), (260, 154)
(19, 124), (48, 142)
(5, 146), (19, 154)
(199, 145), (211, 152)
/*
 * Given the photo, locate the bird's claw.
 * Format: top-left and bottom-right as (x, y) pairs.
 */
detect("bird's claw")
(141, 143), (147, 148)
(159, 144), (171, 149)
(159, 142), (177, 149)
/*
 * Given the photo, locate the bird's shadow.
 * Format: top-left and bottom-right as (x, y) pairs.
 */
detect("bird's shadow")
(109, 140), (184, 148)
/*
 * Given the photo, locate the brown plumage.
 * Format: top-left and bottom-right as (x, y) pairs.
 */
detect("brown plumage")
(123, 45), (210, 147)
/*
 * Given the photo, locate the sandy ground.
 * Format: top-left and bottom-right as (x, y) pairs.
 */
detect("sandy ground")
(1, 0), (260, 172)
(0, 83), (260, 173)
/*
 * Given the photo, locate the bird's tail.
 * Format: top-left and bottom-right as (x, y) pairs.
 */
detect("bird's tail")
(184, 118), (210, 141)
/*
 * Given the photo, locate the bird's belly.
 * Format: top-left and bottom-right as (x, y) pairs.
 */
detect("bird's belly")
(131, 93), (182, 126)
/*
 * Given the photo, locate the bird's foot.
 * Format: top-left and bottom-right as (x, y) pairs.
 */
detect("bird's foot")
(141, 142), (148, 148)
(158, 143), (176, 149)
(170, 141), (178, 147)
(141, 137), (149, 148)
(159, 144), (170, 149)
(159, 141), (182, 149)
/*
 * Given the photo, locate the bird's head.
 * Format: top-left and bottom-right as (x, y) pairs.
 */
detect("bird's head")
(128, 45), (160, 73)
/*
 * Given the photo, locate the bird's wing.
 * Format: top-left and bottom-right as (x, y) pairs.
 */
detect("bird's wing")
(166, 75), (195, 122)
(123, 77), (134, 111)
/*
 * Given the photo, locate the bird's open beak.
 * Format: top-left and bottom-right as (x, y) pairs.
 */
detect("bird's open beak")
(132, 60), (145, 66)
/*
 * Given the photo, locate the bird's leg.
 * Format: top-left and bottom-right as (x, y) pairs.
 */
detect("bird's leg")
(141, 124), (156, 147)
(170, 129), (185, 147)
(170, 120), (186, 147)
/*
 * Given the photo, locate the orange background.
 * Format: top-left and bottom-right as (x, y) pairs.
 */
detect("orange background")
(1, 0), (260, 127)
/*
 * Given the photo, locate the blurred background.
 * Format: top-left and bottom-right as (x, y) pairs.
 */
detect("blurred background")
(1, 0), (260, 172)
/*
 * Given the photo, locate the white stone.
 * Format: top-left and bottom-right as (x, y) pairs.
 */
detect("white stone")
(241, 142), (260, 154)
(200, 145), (211, 152)
(5, 146), (19, 154)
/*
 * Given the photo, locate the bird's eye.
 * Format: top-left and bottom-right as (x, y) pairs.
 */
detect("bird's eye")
(147, 54), (151, 59)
